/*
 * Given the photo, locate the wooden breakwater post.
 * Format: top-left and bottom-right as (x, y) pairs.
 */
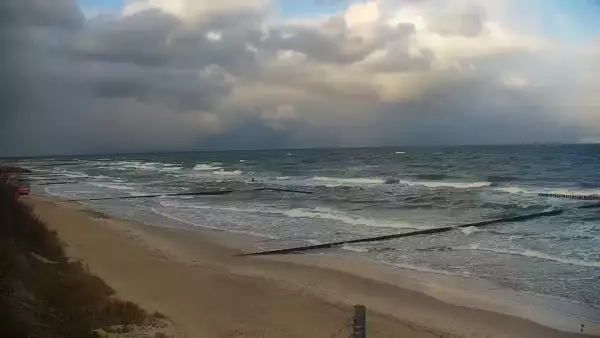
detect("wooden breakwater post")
(353, 305), (366, 338)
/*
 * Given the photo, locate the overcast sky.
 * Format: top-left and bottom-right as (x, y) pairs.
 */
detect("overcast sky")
(1, 0), (599, 156)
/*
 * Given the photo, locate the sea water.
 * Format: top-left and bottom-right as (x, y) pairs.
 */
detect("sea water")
(16, 144), (600, 309)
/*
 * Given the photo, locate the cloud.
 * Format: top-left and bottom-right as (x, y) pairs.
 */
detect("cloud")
(0, 0), (83, 28)
(0, 0), (598, 156)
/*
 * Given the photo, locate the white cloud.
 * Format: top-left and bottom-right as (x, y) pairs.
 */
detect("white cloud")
(206, 30), (222, 41)
(124, 0), (271, 20)
(501, 74), (528, 88)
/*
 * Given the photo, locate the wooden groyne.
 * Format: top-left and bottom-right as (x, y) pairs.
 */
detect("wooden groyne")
(68, 187), (313, 202)
(38, 181), (81, 186)
(253, 187), (313, 194)
(538, 193), (600, 200)
(75, 190), (236, 201)
(240, 209), (564, 257)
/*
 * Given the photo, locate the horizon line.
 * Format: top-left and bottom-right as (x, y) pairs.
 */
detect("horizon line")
(2, 142), (599, 160)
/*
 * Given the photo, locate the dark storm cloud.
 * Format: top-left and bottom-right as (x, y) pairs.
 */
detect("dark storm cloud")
(0, 0), (596, 156)
(0, 0), (83, 28)
(73, 9), (179, 66)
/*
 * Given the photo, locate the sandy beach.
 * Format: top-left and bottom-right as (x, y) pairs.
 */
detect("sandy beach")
(26, 196), (599, 338)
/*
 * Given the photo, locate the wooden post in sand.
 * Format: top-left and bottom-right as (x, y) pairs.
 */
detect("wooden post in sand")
(353, 305), (366, 338)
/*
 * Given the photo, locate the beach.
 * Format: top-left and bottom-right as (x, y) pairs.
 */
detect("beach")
(26, 195), (599, 338)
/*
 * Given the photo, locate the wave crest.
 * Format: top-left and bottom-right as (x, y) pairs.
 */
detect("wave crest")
(193, 163), (223, 171)
(458, 244), (600, 268)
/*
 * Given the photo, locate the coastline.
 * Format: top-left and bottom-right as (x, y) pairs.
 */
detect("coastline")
(26, 195), (600, 338)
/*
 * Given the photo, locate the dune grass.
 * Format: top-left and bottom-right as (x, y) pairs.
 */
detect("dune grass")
(0, 182), (149, 337)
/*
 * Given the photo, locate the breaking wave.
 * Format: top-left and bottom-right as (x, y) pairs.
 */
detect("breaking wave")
(159, 202), (422, 230)
(398, 180), (492, 189)
(212, 170), (243, 176)
(311, 176), (386, 187)
(193, 163), (223, 171)
(457, 244), (600, 268)
(274, 207), (420, 229)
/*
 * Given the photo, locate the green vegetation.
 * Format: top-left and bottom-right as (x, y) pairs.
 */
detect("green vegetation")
(0, 182), (149, 337)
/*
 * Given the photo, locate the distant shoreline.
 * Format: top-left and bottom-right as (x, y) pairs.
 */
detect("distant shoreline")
(27, 194), (599, 338)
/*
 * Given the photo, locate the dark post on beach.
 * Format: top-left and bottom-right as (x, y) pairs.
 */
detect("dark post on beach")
(353, 305), (366, 338)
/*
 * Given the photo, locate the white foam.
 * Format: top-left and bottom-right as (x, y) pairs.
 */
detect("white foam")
(312, 176), (386, 187)
(54, 170), (89, 178)
(273, 207), (421, 229)
(458, 244), (600, 268)
(496, 186), (531, 194)
(399, 180), (492, 189)
(395, 151), (406, 154)
(212, 169), (243, 176)
(276, 176), (291, 180)
(460, 226), (479, 235)
(162, 203), (422, 230)
(342, 245), (370, 253)
(376, 259), (465, 277)
(115, 161), (160, 171)
(159, 200), (179, 208)
(128, 191), (150, 196)
(193, 163), (223, 171)
(149, 207), (279, 240)
(159, 166), (183, 172)
(87, 182), (134, 190)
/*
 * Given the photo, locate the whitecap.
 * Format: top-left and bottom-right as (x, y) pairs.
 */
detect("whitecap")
(159, 166), (183, 172)
(496, 186), (532, 194)
(212, 170), (243, 176)
(399, 180), (491, 189)
(460, 226), (478, 235)
(193, 163), (223, 171)
(312, 176), (386, 187)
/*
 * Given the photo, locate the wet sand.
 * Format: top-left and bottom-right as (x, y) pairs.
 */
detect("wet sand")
(27, 196), (599, 338)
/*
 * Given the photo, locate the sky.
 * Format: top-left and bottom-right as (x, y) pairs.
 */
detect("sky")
(1, 0), (600, 156)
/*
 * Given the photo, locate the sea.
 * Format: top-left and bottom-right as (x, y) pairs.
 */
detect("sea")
(12, 144), (600, 311)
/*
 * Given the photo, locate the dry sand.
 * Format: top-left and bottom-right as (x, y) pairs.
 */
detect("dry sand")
(27, 196), (598, 338)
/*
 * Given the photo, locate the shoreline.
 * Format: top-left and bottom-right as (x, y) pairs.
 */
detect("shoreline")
(27, 195), (599, 337)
